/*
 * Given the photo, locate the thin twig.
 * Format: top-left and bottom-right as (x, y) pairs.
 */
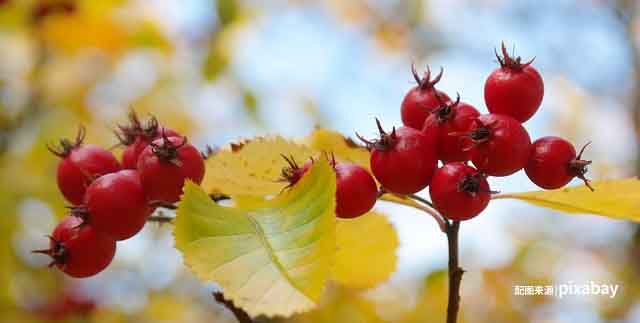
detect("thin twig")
(146, 215), (174, 224)
(213, 292), (253, 323)
(405, 194), (446, 232)
(149, 200), (178, 210)
(408, 194), (435, 208)
(445, 220), (464, 323)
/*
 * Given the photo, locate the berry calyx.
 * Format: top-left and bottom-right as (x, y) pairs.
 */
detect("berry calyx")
(137, 135), (205, 203)
(429, 163), (491, 221)
(116, 111), (180, 169)
(33, 216), (116, 278)
(484, 42), (544, 123)
(401, 65), (451, 129)
(280, 155), (314, 188)
(465, 114), (531, 176)
(493, 42), (535, 71)
(74, 169), (151, 241)
(525, 136), (593, 190)
(359, 119), (437, 195)
(49, 127), (121, 205)
(357, 118), (399, 151)
(422, 94), (480, 163)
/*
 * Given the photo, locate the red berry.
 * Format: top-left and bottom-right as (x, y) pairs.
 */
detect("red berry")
(466, 114), (531, 176)
(422, 95), (480, 163)
(334, 163), (378, 218)
(401, 65), (451, 129)
(33, 216), (116, 278)
(525, 136), (593, 190)
(484, 43), (544, 123)
(429, 163), (491, 221)
(116, 112), (179, 169)
(281, 156), (378, 218)
(359, 119), (437, 195)
(39, 289), (96, 321)
(137, 136), (205, 203)
(49, 127), (121, 205)
(79, 169), (150, 240)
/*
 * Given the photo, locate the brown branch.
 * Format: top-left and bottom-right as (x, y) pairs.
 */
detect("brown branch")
(146, 215), (174, 224)
(213, 292), (253, 323)
(446, 220), (463, 323)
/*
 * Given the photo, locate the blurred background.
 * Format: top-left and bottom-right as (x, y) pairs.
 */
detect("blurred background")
(1, 0), (640, 322)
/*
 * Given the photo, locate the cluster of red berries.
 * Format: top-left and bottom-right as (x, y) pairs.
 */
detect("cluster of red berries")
(34, 113), (205, 278)
(283, 43), (592, 222)
(383, 42), (592, 221)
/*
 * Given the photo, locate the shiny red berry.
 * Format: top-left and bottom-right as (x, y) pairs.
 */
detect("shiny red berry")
(49, 127), (121, 205)
(39, 289), (96, 321)
(359, 119), (437, 195)
(525, 136), (593, 190)
(137, 135), (205, 203)
(422, 94), (480, 163)
(33, 216), (116, 278)
(281, 156), (378, 218)
(484, 43), (544, 123)
(116, 112), (179, 169)
(334, 163), (378, 218)
(466, 114), (531, 176)
(429, 163), (491, 221)
(401, 65), (451, 129)
(78, 169), (150, 241)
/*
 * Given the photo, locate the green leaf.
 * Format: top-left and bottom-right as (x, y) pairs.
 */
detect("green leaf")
(174, 160), (337, 317)
(493, 178), (640, 221)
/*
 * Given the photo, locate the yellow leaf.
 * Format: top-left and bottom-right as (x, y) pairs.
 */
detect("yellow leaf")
(203, 130), (368, 197)
(128, 21), (172, 53)
(288, 284), (386, 323)
(493, 178), (640, 221)
(302, 129), (370, 168)
(39, 14), (127, 54)
(201, 132), (402, 289)
(401, 270), (464, 323)
(201, 136), (314, 196)
(0, 188), (17, 306)
(334, 212), (398, 289)
(140, 293), (219, 323)
(174, 160), (337, 318)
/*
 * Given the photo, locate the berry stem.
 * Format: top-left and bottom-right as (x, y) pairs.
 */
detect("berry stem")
(213, 292), (253, 323)
(405, 194), (446, 233)
(446, 220), (464, 323)
(407, 193), (435, 208)
(149, 200), (178, 210)
(147, 215), (174, 224)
